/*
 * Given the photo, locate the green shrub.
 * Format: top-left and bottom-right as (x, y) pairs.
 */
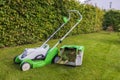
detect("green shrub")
(0, 0), (104, 47)
(103, 10), (120, 31)
(118, 25), (120, 40)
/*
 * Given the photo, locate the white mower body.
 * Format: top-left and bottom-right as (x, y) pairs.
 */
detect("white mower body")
(18, 44), (50, 60)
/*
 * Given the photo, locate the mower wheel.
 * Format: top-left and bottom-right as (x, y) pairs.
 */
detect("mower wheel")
(20, 62), (31, 71)
(13, 56), (20, 64)
(53, 56), (60, 63)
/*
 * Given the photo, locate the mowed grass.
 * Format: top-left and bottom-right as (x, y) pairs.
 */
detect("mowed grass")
(0, 31), (120, 80)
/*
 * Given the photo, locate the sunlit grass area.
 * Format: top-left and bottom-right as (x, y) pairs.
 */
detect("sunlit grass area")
(0, 31), (120, 80)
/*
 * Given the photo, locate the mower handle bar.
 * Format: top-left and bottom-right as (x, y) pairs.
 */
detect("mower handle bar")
(52, 10), (82, 49)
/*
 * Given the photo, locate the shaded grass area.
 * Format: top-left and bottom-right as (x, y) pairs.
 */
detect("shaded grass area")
(0, 31), (120, 80)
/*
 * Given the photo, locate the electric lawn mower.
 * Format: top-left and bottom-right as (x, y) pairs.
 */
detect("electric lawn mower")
(14, 10), (84, 71)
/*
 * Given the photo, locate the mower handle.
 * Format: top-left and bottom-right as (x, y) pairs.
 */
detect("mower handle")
(41, 10), (82, 49)
(52, 10), (82, 49)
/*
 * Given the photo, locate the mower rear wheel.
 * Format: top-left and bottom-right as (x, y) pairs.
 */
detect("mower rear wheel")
(20, 62), (31, 71)
(53, 56), (60, 63)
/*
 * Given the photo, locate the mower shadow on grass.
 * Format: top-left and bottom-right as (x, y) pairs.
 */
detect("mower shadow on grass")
(12, 64), (21, 71)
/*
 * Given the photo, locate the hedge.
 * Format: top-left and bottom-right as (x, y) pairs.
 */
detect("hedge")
(0, 0), (104, 47)
(103, 10), (120, 31)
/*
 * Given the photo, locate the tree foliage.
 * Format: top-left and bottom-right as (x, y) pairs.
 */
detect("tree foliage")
(103, 10), (120, 31)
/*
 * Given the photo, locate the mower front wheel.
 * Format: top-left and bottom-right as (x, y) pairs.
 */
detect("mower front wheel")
(20, 62), (31, 71)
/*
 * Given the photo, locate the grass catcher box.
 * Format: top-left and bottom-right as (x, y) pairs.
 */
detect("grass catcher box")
(56, 45), (84, 66)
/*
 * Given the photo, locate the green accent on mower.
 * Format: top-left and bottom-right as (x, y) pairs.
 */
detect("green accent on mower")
(14, 56), (21, 64)
(63, 17), (69, 23)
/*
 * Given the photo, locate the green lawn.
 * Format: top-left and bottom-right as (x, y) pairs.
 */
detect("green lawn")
(0, 31), (120, 80)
